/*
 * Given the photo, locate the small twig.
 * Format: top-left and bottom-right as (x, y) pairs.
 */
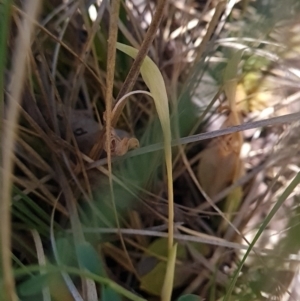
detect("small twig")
(105, 0), (120, 167)
(106, 0), (138, 279)
(113, 0), (167, 126)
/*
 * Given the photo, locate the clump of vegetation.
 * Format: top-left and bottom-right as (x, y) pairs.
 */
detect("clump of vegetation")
(1, 1), (300, 301)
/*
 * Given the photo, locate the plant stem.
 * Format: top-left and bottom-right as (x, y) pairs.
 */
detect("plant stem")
(1, 1), (41, 300)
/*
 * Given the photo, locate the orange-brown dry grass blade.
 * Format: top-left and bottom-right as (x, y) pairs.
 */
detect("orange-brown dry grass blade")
(65, 2), (105, 108)
(13, 5), (104, 90)
(112, 0), (167, 126)
(167, 2), (225, 188)
(13, 156), (67, 214)
(15, 132), (53, 173)
(180, 1), (225, 96)
(197, 110), (243, 198)
(106, 0), (121, 174)
(1, 2), (41, 301)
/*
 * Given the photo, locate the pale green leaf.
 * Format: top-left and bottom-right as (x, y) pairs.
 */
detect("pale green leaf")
(116, 43), (175, 301)
(18, 275), (48, 297)
(116, 43), (171, 144)
(101, 286), (122, 301)
(76, 242), (105, 276)
(223, 49), (244, 106)
(139, 239), (188, 296)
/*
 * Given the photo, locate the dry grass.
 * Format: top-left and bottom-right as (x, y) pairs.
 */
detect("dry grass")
(1, 1), (300, 301)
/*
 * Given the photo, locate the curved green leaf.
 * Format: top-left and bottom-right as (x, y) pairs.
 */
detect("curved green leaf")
(176, 294), (203, 301)
(116, 42), (175, 301)
(102, 286), (122, 301)
(18, 275), (48, 297)
(76, 242), (105, 276)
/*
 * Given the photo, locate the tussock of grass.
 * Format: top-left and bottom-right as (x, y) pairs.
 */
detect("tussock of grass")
(1, 1), (300, 301)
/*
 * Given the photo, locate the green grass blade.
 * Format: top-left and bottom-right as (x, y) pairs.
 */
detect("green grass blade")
(14, 264), (147, 301)
(223, 171), (300, 300)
